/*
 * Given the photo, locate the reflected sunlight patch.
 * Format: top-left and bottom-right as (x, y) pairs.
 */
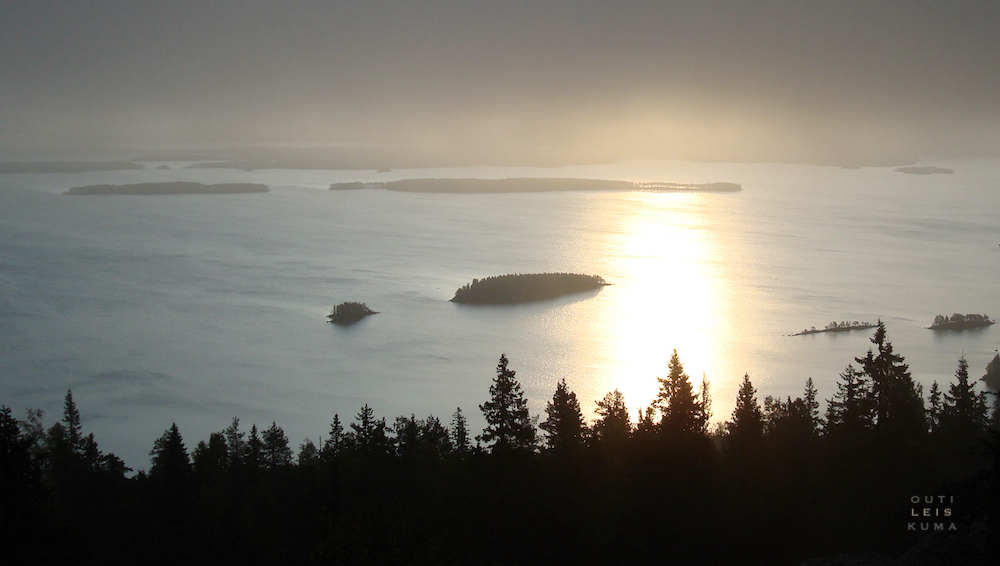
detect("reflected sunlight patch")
(583, 192), (721, 418)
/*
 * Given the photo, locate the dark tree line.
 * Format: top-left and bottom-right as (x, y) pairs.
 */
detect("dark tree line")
(2, 322), (998, 565)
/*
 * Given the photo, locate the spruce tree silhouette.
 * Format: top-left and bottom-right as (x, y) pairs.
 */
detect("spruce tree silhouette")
(149, 423), (192, 484)
(927, 380), (943, 434)
(937, 356), (990, 476)
(540, 378), (586, 454)
(479, 353), (536, 455)
(728, 373), (763, 457)
(593, 389), (631, 445)
(855, 320), (926, 443)
(656, 350), (707, 436)
(824, 364), (874, 448)
(450, 408), (471, 454)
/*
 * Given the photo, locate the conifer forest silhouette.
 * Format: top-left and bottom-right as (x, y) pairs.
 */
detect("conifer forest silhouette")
(2, 322), (999, 565)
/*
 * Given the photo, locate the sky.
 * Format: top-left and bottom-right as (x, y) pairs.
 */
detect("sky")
(2, 0), (998, 164)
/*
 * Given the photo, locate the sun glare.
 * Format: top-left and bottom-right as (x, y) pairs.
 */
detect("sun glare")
(587, 191), (721, 419)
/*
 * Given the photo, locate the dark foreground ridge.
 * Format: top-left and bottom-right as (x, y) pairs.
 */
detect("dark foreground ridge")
(895, 166), (954, 175)
(327, 302), (378, 324)
(929, 313), (994, 330)
(331, 178), (742, 193)
(64, 181), (269, 195)
(452, 272), (607, 304)
(0, 160), (143, 174)
(2, 324), (999, 565)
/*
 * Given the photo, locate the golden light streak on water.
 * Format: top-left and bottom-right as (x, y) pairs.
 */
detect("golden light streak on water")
(578, 191), (725, 421)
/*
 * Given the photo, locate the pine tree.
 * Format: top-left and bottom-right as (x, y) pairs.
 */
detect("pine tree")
(262, 421), (292, 469)
(224, 417), (247, 471)
(855, 321), (926, 441)
(149, 423), (192, 483)
(62, 389), (82, 453)
(394, 414), (421, 460)
(699, 373), (713, 427)
(656, 350), (707, 436)
(297, 438), (319, 465)
(192, 431), (228, 479)
(479, 353), (536, 454)
(824, 364), (873, 437)
(420, 415), (452, 459)
(634, 404), (658, 438)
(727, 374), (763, 457)
(0, 406), (39, 513)
(247, 423), (264, 471)
(593, 389), (631, 445)
(803, 377), (820, 433)
(540, 378), (586, 453)
(927, 381), (942, 434)
(323, 414), (346, 457)
(450, 408), (470, 454)
(939, 355), (989, 444)
(982, 352), (1000, 391)
(351, 404), (392, 458)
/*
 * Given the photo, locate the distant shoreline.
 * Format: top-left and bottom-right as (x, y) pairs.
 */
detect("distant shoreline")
(64, 182), (269, 195)
(1, 161), (143, 174)
(895, 166), (954, 175)
(330, 178), (741, 194)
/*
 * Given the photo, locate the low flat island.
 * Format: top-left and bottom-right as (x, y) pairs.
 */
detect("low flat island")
(895, 166), (954, 175)
(331, 178), (741, 193)
(792, 321), (875, 336)
(64, 182), (269, 195)
(452, 273), (607, 305)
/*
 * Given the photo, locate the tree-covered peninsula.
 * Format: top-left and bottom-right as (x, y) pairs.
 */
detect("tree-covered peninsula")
(451, 272), (607, 304)
(64, 182), (269, 195)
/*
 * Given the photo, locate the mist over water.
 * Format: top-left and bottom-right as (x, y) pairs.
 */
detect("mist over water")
(1, 159), (998, 468)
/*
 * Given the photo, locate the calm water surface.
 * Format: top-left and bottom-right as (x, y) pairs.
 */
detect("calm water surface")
(1, 159), (998, 467)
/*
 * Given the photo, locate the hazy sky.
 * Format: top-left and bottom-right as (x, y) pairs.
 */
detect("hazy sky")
(2, 0), (998, 163)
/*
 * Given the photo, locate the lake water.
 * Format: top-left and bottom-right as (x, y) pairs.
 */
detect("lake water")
(1, 159), (998, 468)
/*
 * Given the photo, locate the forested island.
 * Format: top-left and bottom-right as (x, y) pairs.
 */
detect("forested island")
(895, 166), (954, 175)
(0, 160), (143, 174)
(64, 182), (269, 195)
(792, 320), (875, 336)
(451, 273), (607, 304)
(929, 313), (994, 330)
(327, 302), (378, 324)
(2, 323), (998, 565)
(330, 178), (742, 193)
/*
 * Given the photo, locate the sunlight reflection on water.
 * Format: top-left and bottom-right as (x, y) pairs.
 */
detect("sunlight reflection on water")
(571, 192), (721, 418)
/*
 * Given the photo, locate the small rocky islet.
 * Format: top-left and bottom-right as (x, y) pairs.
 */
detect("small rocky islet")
(327, 302), (379, 325)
